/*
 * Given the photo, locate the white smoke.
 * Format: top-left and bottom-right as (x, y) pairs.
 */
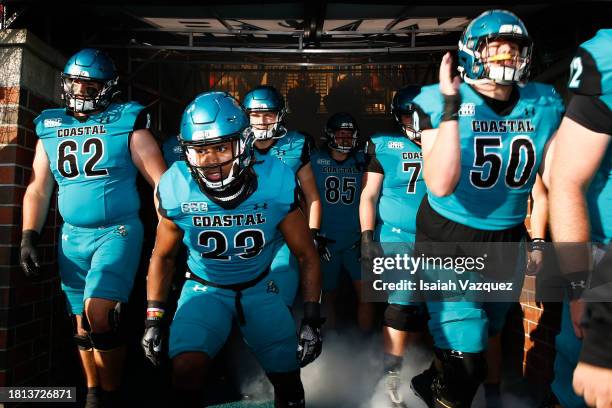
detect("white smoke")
(235, 329), (538, 408)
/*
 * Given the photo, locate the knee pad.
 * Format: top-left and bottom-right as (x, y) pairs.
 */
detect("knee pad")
(71, 314), (92, 351)
(74, 334), (93, 351)
(432, 348), (486, 408)
(384, 303), (428, 332)
(89, 303), (126, 351)
(266, 370), (305, 408)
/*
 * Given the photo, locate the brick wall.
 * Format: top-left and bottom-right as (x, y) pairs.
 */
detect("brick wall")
(515, 201), (562, 386)
(0, 30), (79, 391)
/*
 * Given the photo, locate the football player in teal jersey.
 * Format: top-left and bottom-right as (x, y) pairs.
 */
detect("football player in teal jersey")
(359, 86), (428, 407)
(141, 92), (323, 408)
(20, 49), (166, 407)
(550, 29), (612, 408)
(162, 134), (184, 167)
(310, 112), (373, 331)
(243, 85), (323, 307)
(409, 10), (564, 407)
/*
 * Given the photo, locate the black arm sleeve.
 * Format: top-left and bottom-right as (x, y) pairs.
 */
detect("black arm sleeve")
(565, 94), (612, 135)
(298, 136), (311, 170)
(569, 47), (602, 96)
(134, 109), (151, 131)
(413, 103), (434, 131)
(364, 140), (384, 174)
(580, 301), (612, 368)
(289, 183), (301, 213)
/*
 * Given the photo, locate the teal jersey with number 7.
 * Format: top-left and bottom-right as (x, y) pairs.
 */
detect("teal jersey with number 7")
(365, 133), (426, 236)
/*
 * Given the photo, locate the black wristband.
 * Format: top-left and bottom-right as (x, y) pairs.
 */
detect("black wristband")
(442, 94), (461, 122)
(303, 301), (322, 325)
(361, 230), (375, 243)
(145, 300), (166, 328)
(529, 238), (546, 252)
(310, 228), (320, 237)
(21, 229), (40, 247)
(147, 300), (166, 309)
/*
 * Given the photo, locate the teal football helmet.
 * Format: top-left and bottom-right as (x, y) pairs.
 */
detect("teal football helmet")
(61, 48), (118, 113)
(391, 86), (421, 142)
(458, 10), (532, 85)
(179, 92), (254, 192)
(325, 112), (359, 154)
(242, 85), (287, 141)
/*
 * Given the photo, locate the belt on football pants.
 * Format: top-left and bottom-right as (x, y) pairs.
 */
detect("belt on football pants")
(185, 267), (271, 326)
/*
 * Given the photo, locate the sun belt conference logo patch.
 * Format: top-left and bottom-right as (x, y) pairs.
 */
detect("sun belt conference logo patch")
(267, 280), (279, 294)
(44, 118), (63, 128)
(459, 103), (475, 117)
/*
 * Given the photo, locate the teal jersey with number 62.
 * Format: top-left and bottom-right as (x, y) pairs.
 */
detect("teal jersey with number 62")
(35, 102), (147, 227)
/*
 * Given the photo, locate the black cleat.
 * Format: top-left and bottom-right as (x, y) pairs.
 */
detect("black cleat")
(410, 364), (436, 408)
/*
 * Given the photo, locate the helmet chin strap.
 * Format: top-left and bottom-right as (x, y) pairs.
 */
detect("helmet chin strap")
(252, 123), (286, 141)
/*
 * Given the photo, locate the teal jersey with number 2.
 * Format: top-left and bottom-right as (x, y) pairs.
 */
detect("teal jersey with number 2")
(157, 158), (297, 285)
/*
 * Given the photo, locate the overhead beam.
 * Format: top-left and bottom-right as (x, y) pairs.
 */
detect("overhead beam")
(95, 43), (456, 54)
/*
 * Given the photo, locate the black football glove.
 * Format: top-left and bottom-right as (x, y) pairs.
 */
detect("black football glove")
(311, 229), (336, 262)
(297, 302), (325, 367)
(20, 230), (41, 278)
(360, 230), (384, 263)
(141, 301), (166, 367)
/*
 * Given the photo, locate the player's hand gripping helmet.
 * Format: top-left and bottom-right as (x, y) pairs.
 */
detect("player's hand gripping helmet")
(391, 86), (421, 142)
(179, 92), (254, 193)
(61, 49), (119, 113)
(242, 85), (287, 141)
(458, 10), (533, 85)
(324, 112), (359, 154)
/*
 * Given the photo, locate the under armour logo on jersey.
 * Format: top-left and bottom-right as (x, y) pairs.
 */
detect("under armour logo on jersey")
(253, 203), (268, 210)
(391, 227), (402, 234)
(276, 149), (287, 156)
(524, 107), (535, 117)
(570, 280), (587, 289)
(267, 280), (279, 294)
(193, 284), (208, 292)
(115, 225), (128, 237)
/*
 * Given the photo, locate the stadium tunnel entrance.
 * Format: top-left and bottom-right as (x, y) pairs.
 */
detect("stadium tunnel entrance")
(0, 1), (610, 406)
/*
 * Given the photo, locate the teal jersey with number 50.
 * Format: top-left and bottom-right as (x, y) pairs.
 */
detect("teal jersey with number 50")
(35, 102), (146, 227)
(414, 83), (564, 230)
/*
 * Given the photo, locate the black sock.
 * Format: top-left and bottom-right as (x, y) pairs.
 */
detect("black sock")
(383, 353), (403, 373)
(84, 387), (100, 408)
(100, 389), (122, 408)
(484, 383), (501, 408)
(173, 388), (202, 408)
(484, 383), (501, 396)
